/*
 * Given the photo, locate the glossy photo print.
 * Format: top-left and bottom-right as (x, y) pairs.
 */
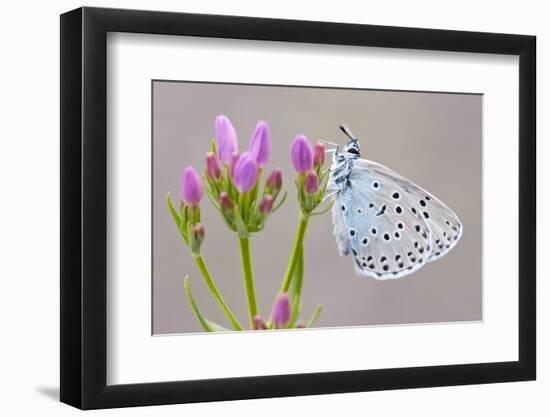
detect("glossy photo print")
(152, 81), (482, 335)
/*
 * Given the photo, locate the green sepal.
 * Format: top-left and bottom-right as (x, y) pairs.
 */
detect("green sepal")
(310, 199), (334, 217)
(233, 204), (250, 238)
(271, 190), (288, 214)
(167, 193), (189, 245)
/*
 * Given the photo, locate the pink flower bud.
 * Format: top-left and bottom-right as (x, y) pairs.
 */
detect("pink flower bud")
(229, 151), (240, 177)
(253, 315), (267, 330)
(233, 152), (258, 193)
(219, 192), (233, 211)
(192, 223), (205, 241)
(291, 134), (313, 173)
(272, 293), (291, 329)
(205, 152), (221, 179)
(215, 115), (238, 163)
(190, 223), (205, 254)
(181, 166), (204, 205)
(259, 194), (274, 214)
(266, 167), (282, 192)
(304, 170), (319, 194)
(313, 141), (325, 168)
(248, 120), (271, 168)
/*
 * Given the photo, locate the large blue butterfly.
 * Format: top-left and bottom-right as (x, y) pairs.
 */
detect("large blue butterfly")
(328, 125), (462, 280)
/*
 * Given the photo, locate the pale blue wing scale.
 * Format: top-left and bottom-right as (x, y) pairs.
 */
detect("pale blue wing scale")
(357, 159), (463, 263)
(333, 165), (432, 280)
(332, 200), (352, 256)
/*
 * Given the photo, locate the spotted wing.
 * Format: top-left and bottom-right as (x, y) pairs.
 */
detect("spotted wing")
(332, 158), (462, 280)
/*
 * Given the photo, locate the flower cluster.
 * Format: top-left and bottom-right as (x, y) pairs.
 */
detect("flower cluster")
(291, 135), (330, 216)
(165, 165), (207, 256)
(204, 116), (286, 238)
(168, 115), (328, 332)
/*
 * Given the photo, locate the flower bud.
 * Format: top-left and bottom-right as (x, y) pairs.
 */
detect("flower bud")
(249, 120), (271, 168)
(304, 170), (319, 194)
(233, 152), (258, 193)
(272, 293), (291, 329)
(181, 166), (204, 205)
(253, 315), (267, 330)
(205, 152), (221, 180)
(230, 151), (240, 177)
(259, 194), (273, 214)
(266, 167), (282, 194)
(215, 115), (238, 163)
(219, 191), (233, 212)
(313, 141), (325, 168)
(190, 223), (205, 254)
(291, 134), (313, 173)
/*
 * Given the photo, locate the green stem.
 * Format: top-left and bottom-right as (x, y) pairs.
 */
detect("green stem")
(238, 237), (259, 327)
(280, 214), (309, 292)
(193, 255), (243, 331)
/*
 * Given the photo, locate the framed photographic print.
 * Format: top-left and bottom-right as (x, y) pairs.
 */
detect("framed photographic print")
(60, 6), (536, 409)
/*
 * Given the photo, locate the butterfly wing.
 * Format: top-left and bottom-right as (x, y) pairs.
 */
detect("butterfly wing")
(332, 158), (462, 280)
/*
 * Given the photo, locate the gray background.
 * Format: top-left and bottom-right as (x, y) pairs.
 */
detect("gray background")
(152, 81), (482, 335)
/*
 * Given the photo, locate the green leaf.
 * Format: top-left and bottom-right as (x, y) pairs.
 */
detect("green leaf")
(184, 276), (230, 332)
(167, 192), (181, 227)
(306, 304), (323, 328)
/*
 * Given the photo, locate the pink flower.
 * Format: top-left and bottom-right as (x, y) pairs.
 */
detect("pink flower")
(248, 120), (271, 168)
(272, 293), (291, 328)
(291, 134), (313, 173)
(259, 194), (274, 214)
(205, 152), (221, 179)
(215, 115), (238, 163)
(219, 192), (233, 212)
(266, 168), (282, 193)
(229, 151), (240, 177)
(313, 141), (325, 168)
(253, 315), (267, 330)
(181, 166), (204, 205)
(233, 152), (258, 193)
(304, 170), (319, 194)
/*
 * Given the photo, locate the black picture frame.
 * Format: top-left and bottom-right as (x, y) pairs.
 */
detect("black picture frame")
(60, 6), (536, 410)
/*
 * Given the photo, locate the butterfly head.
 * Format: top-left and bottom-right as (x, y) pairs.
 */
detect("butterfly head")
(340, 124), (361, 159)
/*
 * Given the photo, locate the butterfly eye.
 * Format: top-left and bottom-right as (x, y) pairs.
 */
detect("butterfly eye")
(347, 148), (359, 155)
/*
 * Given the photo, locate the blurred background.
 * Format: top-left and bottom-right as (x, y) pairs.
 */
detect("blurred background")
(152, 81), (482, 334)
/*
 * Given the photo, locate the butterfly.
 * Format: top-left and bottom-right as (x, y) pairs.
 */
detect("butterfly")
(327, 125), (463, 280)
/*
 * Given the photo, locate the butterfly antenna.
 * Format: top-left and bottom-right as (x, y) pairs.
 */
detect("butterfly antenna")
(321, 140), (340, 153)
(339, 124), (358, 142)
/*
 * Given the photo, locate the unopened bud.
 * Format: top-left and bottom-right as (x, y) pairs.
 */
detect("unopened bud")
(266, 168), (282, 192)
(219, 192), (234, 212)
(313, 141), (325, 168)
(253, 315), (267, 330)
(259, 194), (274, 214)
(272, 293), (291, 329)
(304, 170), (319, 194)
(205, 152), (221, 180)
(190, 223), (205, 255)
